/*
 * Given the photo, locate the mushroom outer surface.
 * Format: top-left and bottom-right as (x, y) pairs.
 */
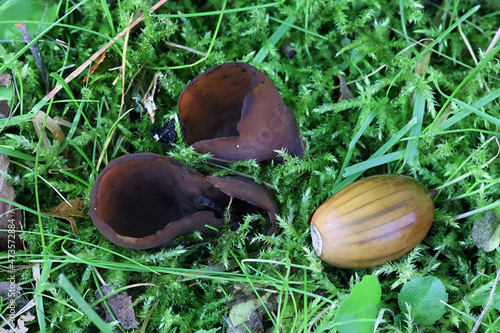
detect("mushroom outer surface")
(178, 62), (304, 162)
(310, 174), (434, 269)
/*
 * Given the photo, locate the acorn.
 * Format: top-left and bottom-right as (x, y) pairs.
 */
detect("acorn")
(310, 174), (434, 269)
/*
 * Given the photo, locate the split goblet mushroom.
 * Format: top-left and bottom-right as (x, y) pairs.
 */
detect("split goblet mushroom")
(90, 153), (278, 249)
(178, 62), (304, 163)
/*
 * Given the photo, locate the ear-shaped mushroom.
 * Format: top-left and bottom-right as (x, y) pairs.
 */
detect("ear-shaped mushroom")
(178, 62), (304, 163)
(90, 153), (278, 249)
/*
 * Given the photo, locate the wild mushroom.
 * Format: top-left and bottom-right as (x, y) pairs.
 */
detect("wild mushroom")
(178, 62), (304, 163)
(90, 153), (278, 249)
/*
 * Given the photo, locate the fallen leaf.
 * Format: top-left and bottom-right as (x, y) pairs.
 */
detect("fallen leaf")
(0, 100), (10, 119)
(0, 313), (36, 333)
(32, 111), (66, 149)
(0, 155), (23, 250)
(95, 285), (139, 330)
(140, 71), (163, 124)
(14, 313), (35, 333)
(0, 72), (12, 88)
(227, 285), (279, 333)
(21, 311), (36, 322)
(230, 292), (270, 327)
(472, 210), (500, 252)
(83, 51), (107, 83)
(0, 282), (30, 311)
(44, 198), (87, 234)
(0, 283), (34, 333)
(337, 74), (354, 101)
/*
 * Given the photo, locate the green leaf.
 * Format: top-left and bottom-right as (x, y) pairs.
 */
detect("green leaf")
(0, 0), (58, 40)
(467, 287), (500, 312)
(333, 275), (381, 333)
(0, 85), (13, 106)
(398, 276), (448, 325)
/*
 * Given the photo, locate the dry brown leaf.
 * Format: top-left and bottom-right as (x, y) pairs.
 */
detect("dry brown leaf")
(0, 155), (22, 251)
(16, 313), (36, 333)
(44, 198), (87, 234)
(143, 93), (157, 124)
(141, 72), (162, 124)
(0, 100), (10, 119)
(0, 72), (12, 88)
(0, 282), (34, 333)
(337, 74), (354, 101)
(0, 282), (29, 311)
(95, 285), (139, 330)
(472, 211), (500, 252)
(0, 313), (36, 333)
(32, 111), (66, 148)
(83, 51), (107, 83)
(32, 111), (70, 158)
(227, 285), (279, 333)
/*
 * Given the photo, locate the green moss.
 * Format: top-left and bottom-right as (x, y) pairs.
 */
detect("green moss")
(0, 0), (499, 331)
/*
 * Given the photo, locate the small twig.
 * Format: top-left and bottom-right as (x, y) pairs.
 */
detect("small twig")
(227, 196), (233, 221)
(56, 64), (75, 73)
(96, 12), (133, 171)
(10, 160), (72, 207)
(124, 62), (147, 95)
(471, 267), (500, 333)
(35, 0), (50, 37)
(38, 0), (170, 110)
(374, 308), (395, 332)
(14, 23), (49, 92)
(458, 23), (478, 65)
(165, 41), (207, 56)
(54, 39), (76, 51)
(92, 266), (107, 286)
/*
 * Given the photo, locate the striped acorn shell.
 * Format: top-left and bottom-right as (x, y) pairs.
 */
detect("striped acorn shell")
(310, 174), (434, 269)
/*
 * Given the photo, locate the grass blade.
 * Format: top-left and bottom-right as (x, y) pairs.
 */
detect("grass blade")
(436, 88), (500, 130)
(405, 83), (426, 163)
(58, 274), (114, 333)
(253, 16), (295, 64)
(337, 117), (416, 190)
(333, 111), (376, 188)
(451, 98), (500, 127)
(344, 151), (405, 177)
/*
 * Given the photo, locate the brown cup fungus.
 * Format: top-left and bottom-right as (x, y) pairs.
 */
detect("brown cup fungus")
(178, 62), (304, 163)
(90, 153), (278, 249)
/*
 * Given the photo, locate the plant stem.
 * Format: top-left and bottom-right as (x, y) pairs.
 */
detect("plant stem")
(14, 23), (48, 93)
